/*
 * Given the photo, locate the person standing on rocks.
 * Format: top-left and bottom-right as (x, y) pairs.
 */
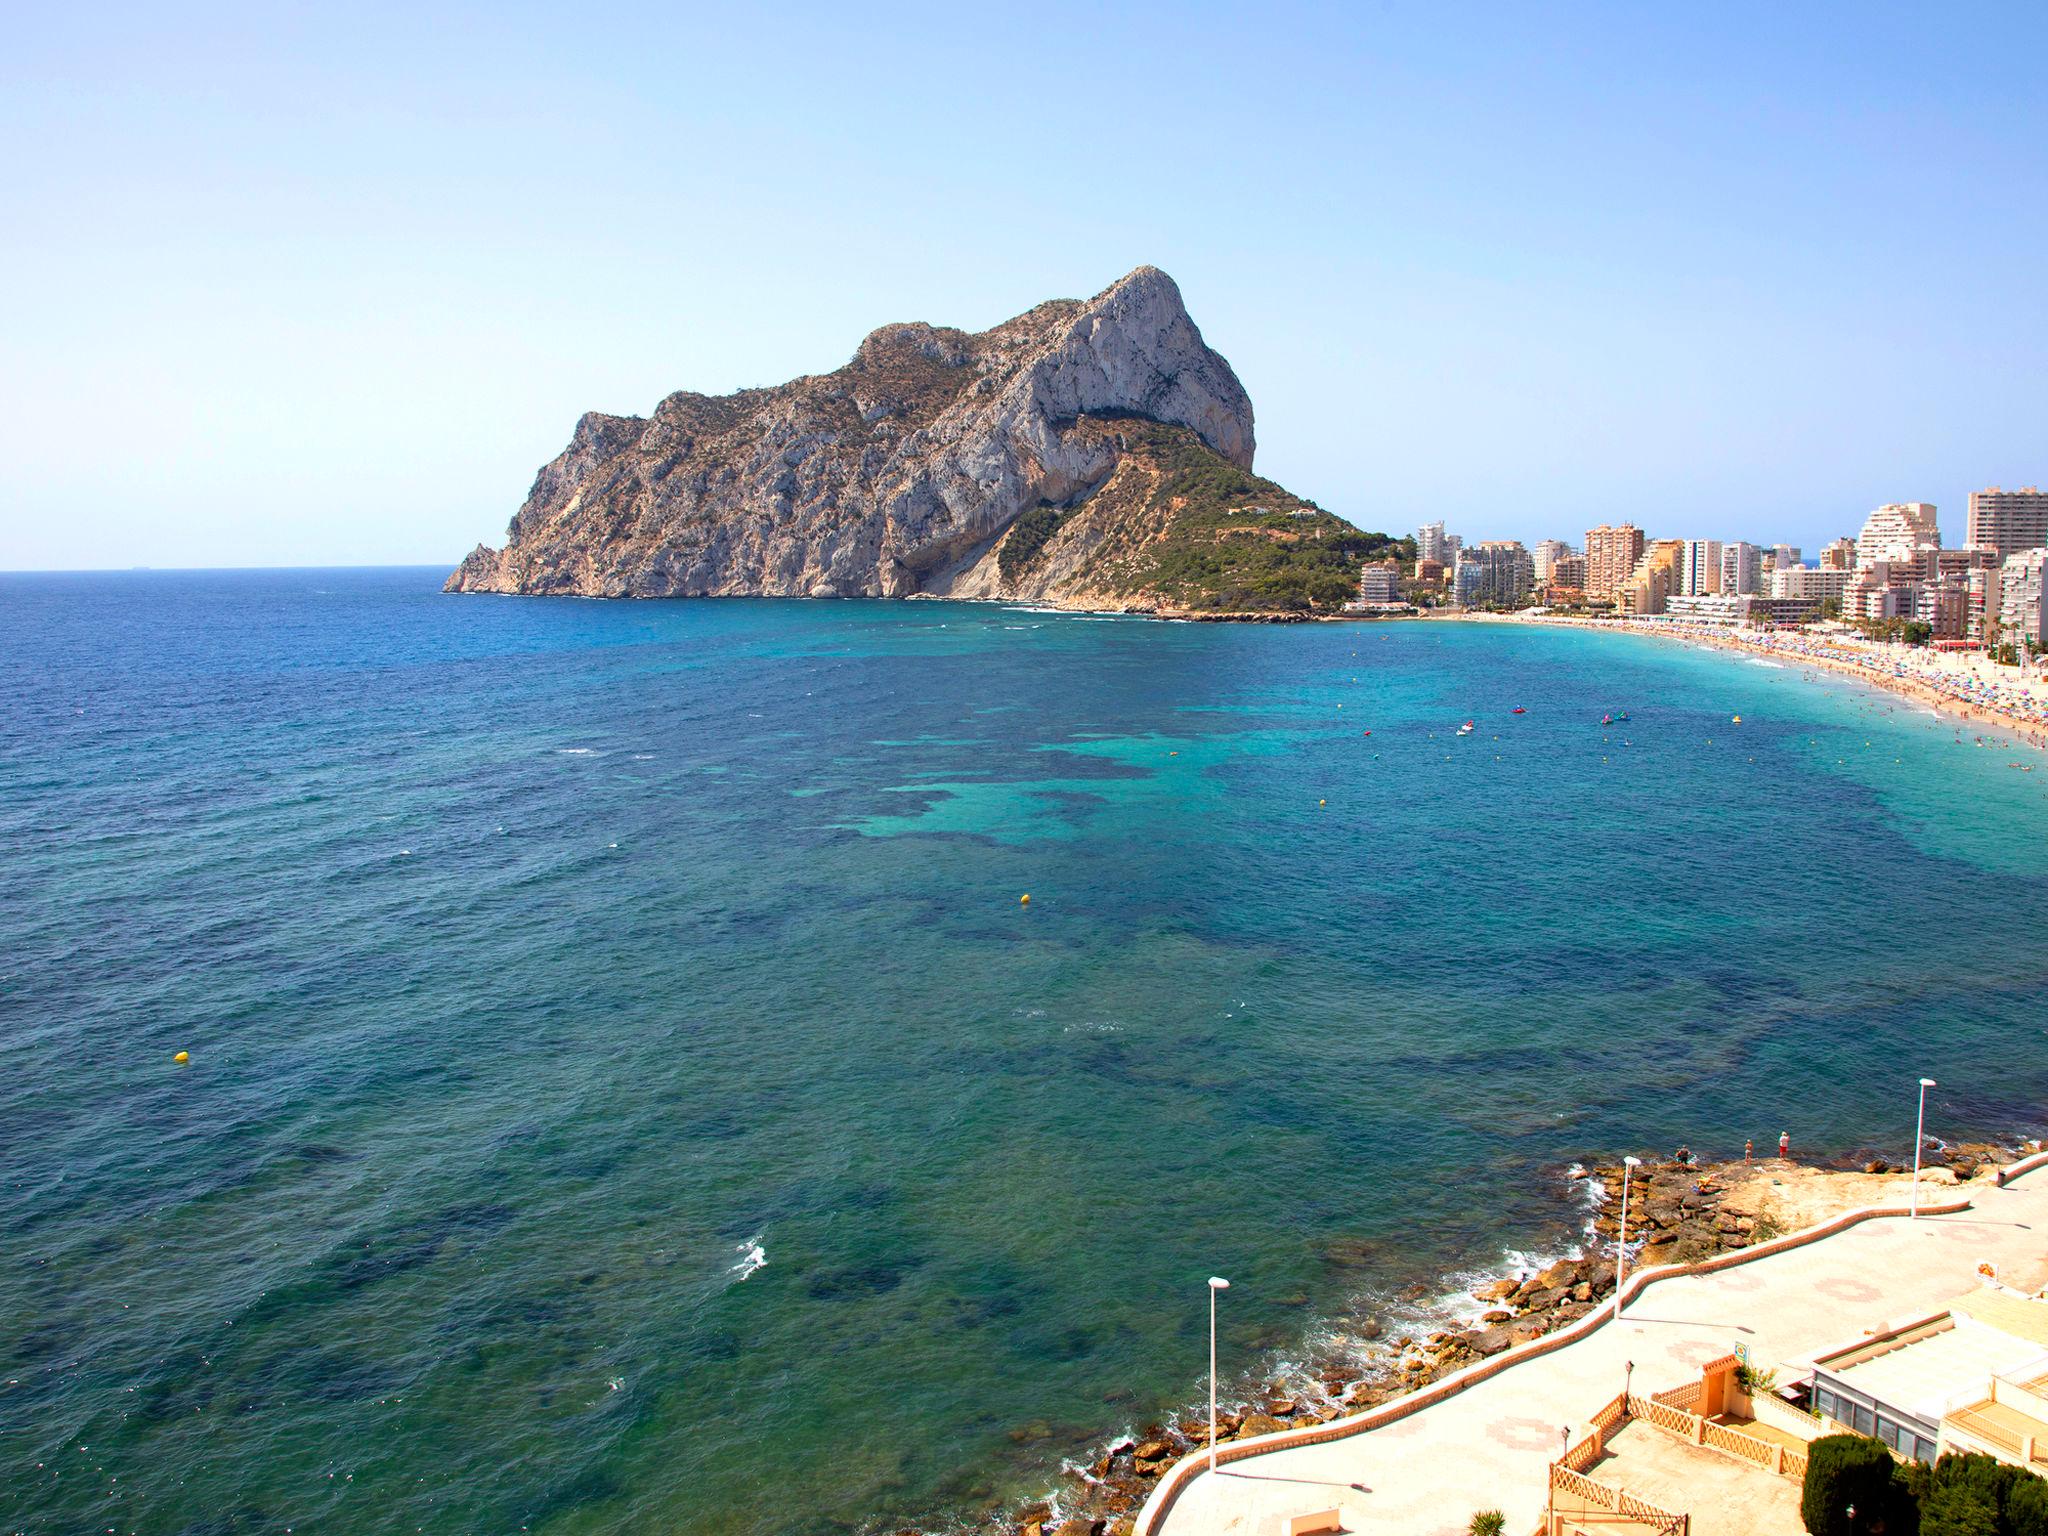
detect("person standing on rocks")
(1778, 1130), (1791, 1160)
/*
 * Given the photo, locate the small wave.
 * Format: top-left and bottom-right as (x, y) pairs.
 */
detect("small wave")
(1747, 658), (1787, 670)
(556, 748), (601, 756)
(729, 1236), (767, 1282)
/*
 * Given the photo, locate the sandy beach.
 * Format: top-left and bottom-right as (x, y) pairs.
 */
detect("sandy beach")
(1442, 611), (2048, 751)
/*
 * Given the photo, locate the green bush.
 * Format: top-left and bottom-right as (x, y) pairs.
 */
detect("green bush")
(998, 503), (1069, 582)
(1467, 1513), (1505, 1536)
(2008, 1474), (2048, 1536)
(1802, 1434), (1906, 1536)
(1919, 1481), (1998, 1536)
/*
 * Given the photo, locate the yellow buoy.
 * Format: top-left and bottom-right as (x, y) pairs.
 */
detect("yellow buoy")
(1019, 894), (1030, 906)
(1732, 715), (1743, 724)
(174, 1050), (189, 1064)
(1318, 799), (1326, 806)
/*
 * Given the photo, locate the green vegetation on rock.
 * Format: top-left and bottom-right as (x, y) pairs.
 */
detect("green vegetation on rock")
(1020, 414), (1411, 614)
(998, 503), (1072, 583)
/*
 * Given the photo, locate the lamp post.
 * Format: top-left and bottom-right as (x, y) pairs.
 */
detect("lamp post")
(1208, 1277), (1230, 1471)
(1913, 1078), (1937, 1217)
(1615, 1156), (1642, 1319)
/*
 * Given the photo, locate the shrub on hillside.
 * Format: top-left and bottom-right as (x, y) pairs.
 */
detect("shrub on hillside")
(1802, 1434), (1908, 1536)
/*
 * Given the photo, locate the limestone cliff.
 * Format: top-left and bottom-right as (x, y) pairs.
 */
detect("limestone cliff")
(447, 267), (1400, 612)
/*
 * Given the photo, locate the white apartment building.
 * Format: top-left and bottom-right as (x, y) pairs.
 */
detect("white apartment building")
(1679, 539), (1724, 596)
(1856, 503), (1941, 568)
(1721, 541), (1761, 596)
(1999, 548), (2048, 647)
(1533, 539), (1574, 582)
(1416, 521), (1449, 563)
(1665, 594), (1751, 624)
(1356, 562), (1402, 603)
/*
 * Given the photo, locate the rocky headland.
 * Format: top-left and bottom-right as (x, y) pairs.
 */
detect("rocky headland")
(447, 268), (1407, 614)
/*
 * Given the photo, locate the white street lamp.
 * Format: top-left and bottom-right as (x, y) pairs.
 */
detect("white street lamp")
(1208, 1277), (1230, 1471)
(1913, 1078), (1937, 1217)
(1614, 1156), (1642, 1319)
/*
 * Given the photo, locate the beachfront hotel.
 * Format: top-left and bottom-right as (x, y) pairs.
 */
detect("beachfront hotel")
(1585, 523), (1645, 597)
(1969, 487), (2048, 564)
(2000, 548), (2048, 646)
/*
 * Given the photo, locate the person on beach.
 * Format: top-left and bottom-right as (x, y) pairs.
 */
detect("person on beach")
(1778, 1130), (1791, 1160)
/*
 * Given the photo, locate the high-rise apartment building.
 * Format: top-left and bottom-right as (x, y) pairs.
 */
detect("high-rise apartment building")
(1451, 541), (1535, 609)
(1721, 541), (1762, 595)
(1416, 521), (1449, 563)
(1679, 539), (1725, 596)
(1621, 541), (1685, 615)
(1547, 553), (1587, 589)
(1967, 488), (2048, 563)
(1999, 549), (2048, 647)
(1585, 523), (1646, 598)
(1533, 539), (1574, 582)
(1855, 503), (1940, 567)
(1821, 538), (1859, 571)
(1770, 544), (1803, 570)
(1356, 561), (1402, 603)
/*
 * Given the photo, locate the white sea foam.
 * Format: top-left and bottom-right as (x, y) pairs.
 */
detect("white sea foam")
(729, 1236), (767, 1282)
(556, 748), (600, 755)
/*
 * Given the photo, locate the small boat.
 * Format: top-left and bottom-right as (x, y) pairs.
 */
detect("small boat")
(1601, 713), (1613, 726)
(1456, 720), (1474, 736)
(1614, 711), (1631, 722)
(1511, 707), (1526, 715)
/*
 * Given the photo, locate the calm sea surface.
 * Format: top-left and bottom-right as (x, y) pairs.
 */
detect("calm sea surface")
(5, 568), (2047, 1534)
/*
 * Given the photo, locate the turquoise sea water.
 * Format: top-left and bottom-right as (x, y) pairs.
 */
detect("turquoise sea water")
(5, 569), (2048, 1535)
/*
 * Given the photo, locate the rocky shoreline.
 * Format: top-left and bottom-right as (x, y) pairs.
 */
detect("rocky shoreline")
(923, 1135), (2026, 1536)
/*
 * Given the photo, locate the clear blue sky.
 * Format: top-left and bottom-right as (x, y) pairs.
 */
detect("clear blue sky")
(5, 2), (2044, 570)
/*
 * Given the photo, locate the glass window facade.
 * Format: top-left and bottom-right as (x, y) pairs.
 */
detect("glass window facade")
(1813, 1377), (1939, 1464)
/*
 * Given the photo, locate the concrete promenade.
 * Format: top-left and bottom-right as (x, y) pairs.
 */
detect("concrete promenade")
(1151, 1166), (2048, 1536)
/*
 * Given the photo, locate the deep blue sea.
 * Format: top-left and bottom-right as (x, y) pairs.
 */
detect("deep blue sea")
(5, 568), (2047, 1535)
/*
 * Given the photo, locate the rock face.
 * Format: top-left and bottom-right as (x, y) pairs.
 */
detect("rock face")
(447, 267), (1378, 611)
